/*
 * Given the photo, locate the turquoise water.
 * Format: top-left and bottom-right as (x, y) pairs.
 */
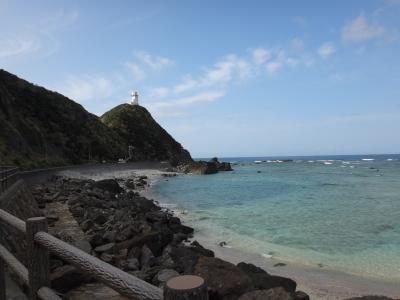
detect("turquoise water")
(152, 155), (400, 281)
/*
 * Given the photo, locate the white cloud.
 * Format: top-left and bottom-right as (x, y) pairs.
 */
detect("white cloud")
(59, 75), (114, 102)
(148, 90), (225, 117)
(149, 86), (170, 98)
(125, 62), (146, 80)
(318, 42), (335, 58)
(174, 76), (198, 93)
(252, 48), (271, 65)
(341, 15), (385, 42)
(0, 38), (40, 58)
(266, 61), (282, 74)
(134, 51), (174, 70)
(0, 10), (78, 60)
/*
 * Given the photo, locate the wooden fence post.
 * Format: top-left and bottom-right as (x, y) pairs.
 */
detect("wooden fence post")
(27, 217), (50, 300)
(164, 275), (209, 300)
(0, 226), (6, 300)
(0, 257), (5, 300)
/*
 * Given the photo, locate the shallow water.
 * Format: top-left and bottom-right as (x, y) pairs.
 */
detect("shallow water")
(151, 154), (400, 282)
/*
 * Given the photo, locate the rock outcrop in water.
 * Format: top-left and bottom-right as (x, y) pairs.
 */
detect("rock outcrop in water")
(30, 175), (306, 299)
(180, 157), (233, 174)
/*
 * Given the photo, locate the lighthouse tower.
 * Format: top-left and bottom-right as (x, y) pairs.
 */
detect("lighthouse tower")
(129, 91), (139, 105)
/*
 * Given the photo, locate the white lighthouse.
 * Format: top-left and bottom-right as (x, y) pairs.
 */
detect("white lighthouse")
(129, 91), (139, 105)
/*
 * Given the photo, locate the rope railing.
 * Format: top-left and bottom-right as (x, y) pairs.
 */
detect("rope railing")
(0, 167), (209, 300)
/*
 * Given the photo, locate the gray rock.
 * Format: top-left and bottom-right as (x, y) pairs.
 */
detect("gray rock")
(153, 269), (179, 286)
(103, 230), (117, 243)
(100, 253), (114, 263)
(140, 245), (155, 269)
(238, 287), (294, 300)
(94, 243), (115, 253)
(126, 258), (140, 271)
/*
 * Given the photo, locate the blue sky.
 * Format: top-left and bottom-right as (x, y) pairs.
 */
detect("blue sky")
(1, 0), (400, 157)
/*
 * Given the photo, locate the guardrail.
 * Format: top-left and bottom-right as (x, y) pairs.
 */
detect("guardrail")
(0, 166), (20, 195)
(0, 167), (209, 300)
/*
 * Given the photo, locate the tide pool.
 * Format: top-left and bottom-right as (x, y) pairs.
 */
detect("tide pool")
(151, 155), (400, 282)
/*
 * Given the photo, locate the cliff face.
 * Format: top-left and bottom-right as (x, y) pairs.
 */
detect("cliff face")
(101, 104), (192, 165)
(0, 70), (192, 168)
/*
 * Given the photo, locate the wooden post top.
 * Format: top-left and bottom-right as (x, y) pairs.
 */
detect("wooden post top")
(166, 275), (204, 290)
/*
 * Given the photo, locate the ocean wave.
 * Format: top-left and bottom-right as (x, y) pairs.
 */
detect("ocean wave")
(262, 253), (273, 259)
(362, 158), (375, 161)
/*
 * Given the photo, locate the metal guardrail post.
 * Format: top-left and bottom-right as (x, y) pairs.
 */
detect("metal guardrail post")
(27, 217), (50, 300)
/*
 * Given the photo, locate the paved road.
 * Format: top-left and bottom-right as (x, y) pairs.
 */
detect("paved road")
(20, 161), (169, 187)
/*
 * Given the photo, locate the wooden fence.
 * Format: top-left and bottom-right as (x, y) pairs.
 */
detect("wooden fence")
(0, 166), (208, 300)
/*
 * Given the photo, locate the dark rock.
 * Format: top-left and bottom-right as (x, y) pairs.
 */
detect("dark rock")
(179, 224), (194, 235)
(100, 253), (114, 263)
(88, 233), (104, 247)
(115, 226), (134, 242)
(140, 245), (155, 269)
(127, 246), (142, 259)
(237, 262), (296, 292)
(94, 179), (122, 194)
(126, 258), (140, 271)
(93, 213), (108, 225)
(294, 291), (310, 300)
(81, 219), (94, 232)
(103, 230), (117, 243)
(50, 259), (63, 271)
(273, 263), (287, 267)
(50, 265), (93, 293)
(118, 229), (173, 257)
(152, 269), (179, 286)
(145, 211), (167, 223)
(94, 242), (115, 253)
(238, 287), (294, 300)
(194, 256), (253, 299)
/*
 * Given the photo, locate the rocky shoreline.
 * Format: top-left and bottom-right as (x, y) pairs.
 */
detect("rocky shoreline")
(30, 172), (399, 300)
(32, 173), (307, 300)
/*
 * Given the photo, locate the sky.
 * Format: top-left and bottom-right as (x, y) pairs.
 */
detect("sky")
(1, 0), (400, 158)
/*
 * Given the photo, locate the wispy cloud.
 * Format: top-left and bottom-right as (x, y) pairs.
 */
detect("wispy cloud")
(341, 15), (385, 42)
(134, 51), (174, 71)
(125, 62), (146, 80)
(0, 38), (40, 58)
(0, 10), (78, 60)
(318, 42), (335, 58)
(148, 90), (225, 117)
(58, 75), (115, 102)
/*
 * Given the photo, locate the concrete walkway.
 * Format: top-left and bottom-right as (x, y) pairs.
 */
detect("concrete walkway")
(5, 273), (27, 300)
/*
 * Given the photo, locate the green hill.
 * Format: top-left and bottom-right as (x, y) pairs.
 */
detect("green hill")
(101, 104), (192, 165)
(0, 69), (192, 169)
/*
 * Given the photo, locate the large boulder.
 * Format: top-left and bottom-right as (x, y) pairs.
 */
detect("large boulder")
(238, 287), (294, 300)
(193, 256), (253, 300)
(237, 262), (296, 293)
(94, 179), (122, 194)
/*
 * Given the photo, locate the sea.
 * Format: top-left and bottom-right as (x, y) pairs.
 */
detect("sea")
(150, 154), (400, 282)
